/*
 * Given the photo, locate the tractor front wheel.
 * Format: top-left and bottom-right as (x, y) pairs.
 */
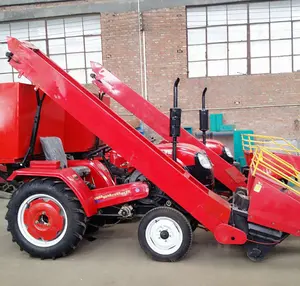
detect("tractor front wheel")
(5, 179), (87, 259)
(138, 207), (193, 262)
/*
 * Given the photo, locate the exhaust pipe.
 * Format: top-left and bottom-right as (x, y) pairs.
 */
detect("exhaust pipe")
(170, 78), (181, 161)
(200, 87), (208, 145)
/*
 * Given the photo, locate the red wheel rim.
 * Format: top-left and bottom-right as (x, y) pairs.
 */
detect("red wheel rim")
(23, 198), (64, 241)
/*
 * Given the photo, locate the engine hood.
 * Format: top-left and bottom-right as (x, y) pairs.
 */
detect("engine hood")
(157, 142), (206, 166)
(159, 138), (225, 156)
(205, 139), (225, 156)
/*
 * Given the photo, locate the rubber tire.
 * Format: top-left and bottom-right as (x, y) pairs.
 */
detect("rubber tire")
(246, 248), (265, 262)
(85, 216), (106, 235)
(5, 178), (87, 259)
(138, 207), (193, 262)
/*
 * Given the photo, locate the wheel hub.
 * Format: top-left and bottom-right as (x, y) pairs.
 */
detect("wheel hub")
(23, 198), (64, 241)
(145, 216), (183, 255)
(160, 230), (169, 240)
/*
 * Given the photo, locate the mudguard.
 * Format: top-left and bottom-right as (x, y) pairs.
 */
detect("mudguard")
(7, 166), (98, 217)
(8, 166), (149, 217)
(67, 159), (114, 188)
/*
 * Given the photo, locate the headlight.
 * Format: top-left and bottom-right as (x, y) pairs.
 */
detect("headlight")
(224, 147), (233, 158)
(197, 152), (212, 169)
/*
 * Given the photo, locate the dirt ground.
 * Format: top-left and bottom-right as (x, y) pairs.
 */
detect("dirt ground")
(0, 198), (299, 286)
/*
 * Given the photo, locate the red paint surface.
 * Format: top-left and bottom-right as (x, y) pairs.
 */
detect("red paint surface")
(248, 174), (300, 236)
(6, 37), (231, 232)
(206, 139), (224, 156)
(0, 82), (99, 163)
(91, 62), (246, 191)
(68, 160), (114, 188)
(214, 223), (247, 245)
(24, 198), (64, 241)
(93, 182), (149, 209)
(8, 167), (97, 217)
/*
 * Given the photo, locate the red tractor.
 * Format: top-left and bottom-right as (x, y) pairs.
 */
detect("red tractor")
(4, 37), (300, 263)
(0, 82), (214, 234)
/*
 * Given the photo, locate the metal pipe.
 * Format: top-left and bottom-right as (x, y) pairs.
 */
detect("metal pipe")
(200, 87), (208, 145)
(21, 91), (46, 167)
(142, 31), (148, 101)
(173, 78), (180, 107)
(202, 87), (207, 109)
(171, 78), (181, 162)
(137, 0), (144, 98)
(118, 103), (300, 116)
(195, 131), (234, 138)
(172, 139), (177, 161)
(202, 131), (207, 144)
(178, 103), (300, 112)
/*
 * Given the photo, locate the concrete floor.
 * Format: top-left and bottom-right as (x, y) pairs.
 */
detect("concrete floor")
(0, 198), (300, 286)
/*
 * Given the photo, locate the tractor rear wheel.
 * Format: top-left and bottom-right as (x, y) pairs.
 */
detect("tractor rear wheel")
(138, 207), (193, 262)
(5, 178), (87, 259)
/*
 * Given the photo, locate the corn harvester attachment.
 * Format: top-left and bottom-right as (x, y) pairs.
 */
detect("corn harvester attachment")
(3, 37), (300, 262)
(242, 134), (300, 180)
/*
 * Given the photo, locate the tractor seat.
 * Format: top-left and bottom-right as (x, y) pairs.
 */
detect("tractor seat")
(40, 137), (91, 177)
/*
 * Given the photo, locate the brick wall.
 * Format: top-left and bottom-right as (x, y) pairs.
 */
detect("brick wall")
(99, 11), (141, 122)
(99, 6), (300, 141)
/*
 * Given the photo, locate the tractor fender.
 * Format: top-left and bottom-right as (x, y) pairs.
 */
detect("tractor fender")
(67, 159), (114, 188)
(7, 167), (97, 217)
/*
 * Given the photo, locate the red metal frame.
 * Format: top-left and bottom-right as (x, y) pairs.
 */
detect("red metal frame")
(0, 82), (209, 190)
(67, 160), (114, 188)
(7, 37), (300, 249)
(244, 151), (300, 181)
(0, 82), (98, 163)
(93, 182), (149, 209)
(6, 37), (233, 235)
(29, 160), (61, 169)
(105, 143), (207, 171)
(247, 174), (300, 236)
(90, 62), (246, 192)
(0, 82), (206, 169)
(8, 167), (97, 217)
(8, 163), (149, 217)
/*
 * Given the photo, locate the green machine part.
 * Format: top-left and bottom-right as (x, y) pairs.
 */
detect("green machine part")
(210, 114), (223, 132)
(210, 113), (253, 168)
(184, 127), (193, 134)
(233, 129), (254, 168)
(210, 113), (235, 132)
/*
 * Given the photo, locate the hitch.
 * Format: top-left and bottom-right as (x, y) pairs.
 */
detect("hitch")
(199, 87), (208, 145)
(170, 78), (182, 162)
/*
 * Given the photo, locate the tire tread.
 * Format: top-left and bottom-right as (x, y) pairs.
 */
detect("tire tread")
(5, 178), (87, 259)
(138, 206), (193, 262)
